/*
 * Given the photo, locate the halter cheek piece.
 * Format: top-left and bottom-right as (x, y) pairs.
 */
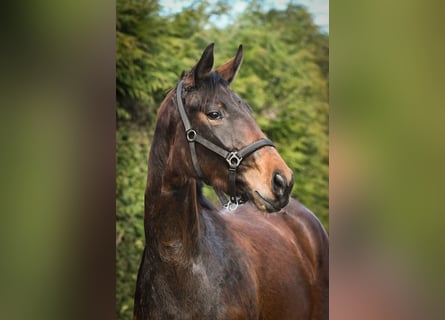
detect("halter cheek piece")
(175, 80), (275, 210)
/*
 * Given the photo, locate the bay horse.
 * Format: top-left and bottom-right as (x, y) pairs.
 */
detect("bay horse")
(134, 43), (328, 320)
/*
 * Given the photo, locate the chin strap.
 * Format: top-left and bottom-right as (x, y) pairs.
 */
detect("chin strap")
(175, 80), (275, 210)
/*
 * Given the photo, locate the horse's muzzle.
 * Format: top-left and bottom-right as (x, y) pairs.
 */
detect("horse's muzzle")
(253, 173), (293, 212)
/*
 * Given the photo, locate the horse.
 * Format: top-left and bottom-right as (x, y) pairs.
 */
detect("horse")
(133, 43), (329, 320)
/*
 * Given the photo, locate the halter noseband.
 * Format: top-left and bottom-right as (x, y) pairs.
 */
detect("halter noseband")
(175, 80), (275, 210)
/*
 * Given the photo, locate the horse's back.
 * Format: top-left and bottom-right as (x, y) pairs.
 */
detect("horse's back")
(222, 198), (328, 320)
(280, 199), (329, 319)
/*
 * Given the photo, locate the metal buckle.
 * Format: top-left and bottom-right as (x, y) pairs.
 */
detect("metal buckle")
(224, 200), (239, 211)
(226, 152), (242, 168)
(186, 129), (197, 142)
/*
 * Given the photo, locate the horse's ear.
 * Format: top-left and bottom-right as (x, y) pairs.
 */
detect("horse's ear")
(215, 44), (243, 84)
(193, 43), (214, 84)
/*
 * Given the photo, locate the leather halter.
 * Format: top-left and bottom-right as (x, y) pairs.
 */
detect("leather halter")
(175, 80), (275, 210)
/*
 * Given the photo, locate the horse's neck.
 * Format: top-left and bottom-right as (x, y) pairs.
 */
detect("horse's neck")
(144, 101), (202, 264)
(145, 179), (201, 264)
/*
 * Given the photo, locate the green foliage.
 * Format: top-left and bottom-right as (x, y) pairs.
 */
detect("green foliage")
(116, 125), (150, 318)
(116, 1), (329, 318)
(116, 0), (175, 124)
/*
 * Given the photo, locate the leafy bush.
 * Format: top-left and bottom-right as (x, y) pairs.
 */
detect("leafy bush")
(116, 125), (149, 318)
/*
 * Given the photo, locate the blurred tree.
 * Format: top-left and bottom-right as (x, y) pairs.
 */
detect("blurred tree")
(116, 0), (173, 124)
(116, 126), (149, 318)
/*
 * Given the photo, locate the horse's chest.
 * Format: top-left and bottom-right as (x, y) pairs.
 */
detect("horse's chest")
(148, 257), (256, 320)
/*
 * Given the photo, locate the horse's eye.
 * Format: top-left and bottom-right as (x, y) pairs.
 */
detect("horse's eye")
(206, 111), (223, 120)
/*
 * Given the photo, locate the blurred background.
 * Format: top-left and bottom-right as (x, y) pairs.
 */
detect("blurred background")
(330, 0), (445, 318)
(116, 0), (329, 318)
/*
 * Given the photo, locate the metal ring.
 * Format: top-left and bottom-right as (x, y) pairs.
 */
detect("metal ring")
(226, 152), (242, 168)
(225, 201), (239, 211)
(186, 129), (197, 142)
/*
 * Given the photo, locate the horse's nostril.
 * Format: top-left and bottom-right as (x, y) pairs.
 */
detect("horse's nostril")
(272, 172), (287, 197)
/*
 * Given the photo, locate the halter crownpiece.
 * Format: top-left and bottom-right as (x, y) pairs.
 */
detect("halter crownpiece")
(175, 80), (275, 210)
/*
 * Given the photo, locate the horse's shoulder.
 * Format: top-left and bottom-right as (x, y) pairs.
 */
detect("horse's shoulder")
(282, 198), (328, 239)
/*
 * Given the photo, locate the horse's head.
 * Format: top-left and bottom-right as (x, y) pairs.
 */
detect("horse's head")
(168, 43), (293, 212)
